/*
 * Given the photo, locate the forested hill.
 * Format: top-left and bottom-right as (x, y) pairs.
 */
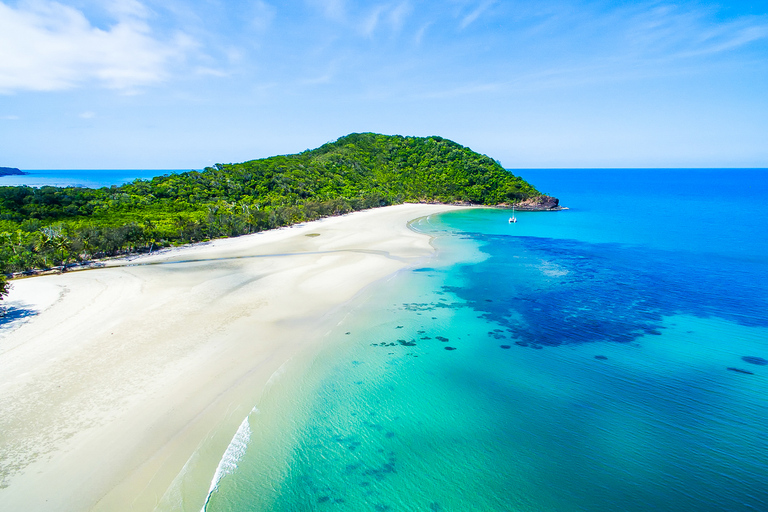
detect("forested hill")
(0, 133), (543, 274)
(0, 167), (24, 176)
(208, 132), (540, 206)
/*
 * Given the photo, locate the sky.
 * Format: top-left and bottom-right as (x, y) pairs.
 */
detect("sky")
(1, 0), (767, 169)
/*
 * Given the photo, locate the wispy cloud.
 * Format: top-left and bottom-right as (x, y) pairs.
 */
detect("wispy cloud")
(0, 0), (195, 94)
(79, 111), (96, 119)
(414, 21), (431, 44)
(251, 0), (276, 31)
(388, 2), (412, 32)
(195, 67), (230, 77)
(2, 115), (20, 120)
(404, 1), (768, 101)
(620, 3), (768, 60)
(360, 5), (386, 37)
(308, 1), (413, 38)
(308, 0), (346, 21)
(459, 0), (496, 30)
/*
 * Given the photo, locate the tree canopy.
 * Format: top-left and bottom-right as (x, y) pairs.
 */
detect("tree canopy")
(0, 273), (8, 304)
(1, 133), (541, 274)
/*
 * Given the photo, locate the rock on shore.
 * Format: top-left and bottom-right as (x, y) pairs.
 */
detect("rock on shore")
(513, 195), (563, 211)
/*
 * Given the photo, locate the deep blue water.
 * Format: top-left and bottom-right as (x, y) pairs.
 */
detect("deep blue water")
(201, 169), (768, 511)
(0, 169), (184, 188)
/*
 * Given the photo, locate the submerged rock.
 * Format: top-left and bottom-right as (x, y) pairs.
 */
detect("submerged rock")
(742, 356), (768, 366)
(594, 355), (608, 360)
(444, 346), (457, 351)
(727, 367), (754, 375)
(500, 345), (511, 349)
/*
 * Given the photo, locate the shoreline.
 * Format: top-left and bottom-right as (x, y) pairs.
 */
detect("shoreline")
(0, 203), (464, 512)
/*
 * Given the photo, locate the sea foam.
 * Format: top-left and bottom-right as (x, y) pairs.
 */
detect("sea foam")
(202, 409), (256, 511)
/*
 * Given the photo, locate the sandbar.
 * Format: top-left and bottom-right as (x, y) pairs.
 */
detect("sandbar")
(0, 203), (462, 511)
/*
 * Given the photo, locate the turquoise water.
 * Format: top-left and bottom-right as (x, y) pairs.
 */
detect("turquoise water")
(0, 169), (183, 188)
(205, 169), (768, 511)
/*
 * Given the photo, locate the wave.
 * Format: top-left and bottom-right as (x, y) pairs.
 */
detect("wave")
(201, 408), (257, 511)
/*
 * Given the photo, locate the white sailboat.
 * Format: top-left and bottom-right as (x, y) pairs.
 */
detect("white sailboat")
(508, 206), (517, 223)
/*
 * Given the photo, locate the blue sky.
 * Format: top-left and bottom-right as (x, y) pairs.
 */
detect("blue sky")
(1, 0), (767, 169)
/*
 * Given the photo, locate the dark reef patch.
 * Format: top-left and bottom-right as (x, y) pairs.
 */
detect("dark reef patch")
(443, 233), (768, 348)
(742, 356), (768, 366)
(727, 367), (754, 375)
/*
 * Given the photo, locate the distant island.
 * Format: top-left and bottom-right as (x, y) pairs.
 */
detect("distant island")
(0, 167), (25, 176)
(0, 133), (559, 275)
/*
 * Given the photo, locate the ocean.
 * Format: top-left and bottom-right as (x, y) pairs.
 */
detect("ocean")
(201, 169), (768, 512)
(0, 169), (184, 188)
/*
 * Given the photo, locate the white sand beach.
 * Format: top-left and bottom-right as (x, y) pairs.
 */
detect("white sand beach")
(0, 203), (462, 512)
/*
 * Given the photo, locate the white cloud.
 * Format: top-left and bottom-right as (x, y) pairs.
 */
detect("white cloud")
(0, 0), (195, 94)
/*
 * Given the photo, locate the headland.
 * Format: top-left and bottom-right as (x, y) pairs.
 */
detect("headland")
(0, 167), (25, 177)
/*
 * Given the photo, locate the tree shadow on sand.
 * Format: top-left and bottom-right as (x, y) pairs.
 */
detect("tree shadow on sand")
(0, 306), (39, 328)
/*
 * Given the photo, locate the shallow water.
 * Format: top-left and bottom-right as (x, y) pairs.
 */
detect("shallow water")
(204, 169), (768, 511)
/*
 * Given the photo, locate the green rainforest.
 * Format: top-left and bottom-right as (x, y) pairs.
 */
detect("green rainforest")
(0, 133), (540, 280)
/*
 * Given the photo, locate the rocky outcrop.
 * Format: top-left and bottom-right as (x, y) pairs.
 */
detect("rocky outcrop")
(508, 195), (563, 211)
(0, 167), (25, 176)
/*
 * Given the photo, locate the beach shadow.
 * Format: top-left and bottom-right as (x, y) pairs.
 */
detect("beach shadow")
(0, 306), (39, 327)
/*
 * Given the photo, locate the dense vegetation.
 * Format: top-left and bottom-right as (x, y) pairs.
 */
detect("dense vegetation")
(0, 133), (539, 275)
(0, 274), (8, 304)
